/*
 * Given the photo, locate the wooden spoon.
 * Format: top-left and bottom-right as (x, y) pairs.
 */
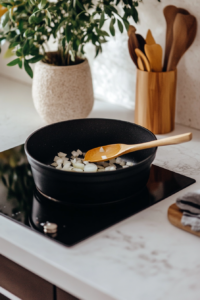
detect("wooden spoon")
(135, 48), (151, 72)
(167, 13), (197, 71)
(145, 44), (163, 72)
(136, 33), (146, 53)
(84, 133), (192, 163)
(128, 25), (146, 53)
(137, 57), (145, 71)
(146, 29), (156, 45)
(163, 5), (189, 71)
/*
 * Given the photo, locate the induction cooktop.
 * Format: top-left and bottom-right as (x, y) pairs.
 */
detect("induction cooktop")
(0, 145), (195, 246)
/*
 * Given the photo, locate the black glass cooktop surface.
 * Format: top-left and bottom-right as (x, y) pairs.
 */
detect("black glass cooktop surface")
(0, 145), (195, 246)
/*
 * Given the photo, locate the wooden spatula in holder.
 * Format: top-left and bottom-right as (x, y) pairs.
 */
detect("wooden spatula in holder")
(135, 69), (177, 134)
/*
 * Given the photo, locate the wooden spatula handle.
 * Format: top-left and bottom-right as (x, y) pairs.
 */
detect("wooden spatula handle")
(131, 133), (192, 152)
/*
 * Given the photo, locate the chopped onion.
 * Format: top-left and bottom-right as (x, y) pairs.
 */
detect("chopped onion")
(56, 165), (62, 170)
(71, 151), (79, 157)
(126, 162), (134, 166)
(51, 149), (133, 173)
(58, 152), (67, 157)
(109, 158), (116, 164)
(63, 157), (69, 162)
(77, 149), (82, 155)
(84, 163), (98, 172)
(73, 168), (83, 172)
(63, 166), (73, 171)
(54, 156), (60, 162)
(56, 158), (63, 165)
(63, 161), (71, 168)
(99, 147), (105, 153)
(97, 165), (104, 169)
(73, 162), (85, 170)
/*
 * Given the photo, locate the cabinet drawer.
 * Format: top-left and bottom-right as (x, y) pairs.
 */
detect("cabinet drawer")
(0, 255), (54, 300)
(57, 288), (79, 300)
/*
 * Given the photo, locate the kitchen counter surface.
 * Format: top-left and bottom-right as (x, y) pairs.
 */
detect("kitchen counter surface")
(0, 76), (200, 300)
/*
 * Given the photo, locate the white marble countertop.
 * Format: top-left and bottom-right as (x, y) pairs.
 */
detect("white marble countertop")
(0, 76), (200, 300)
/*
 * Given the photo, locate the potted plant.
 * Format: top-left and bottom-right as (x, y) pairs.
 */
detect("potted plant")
(0, 0), (142, 123)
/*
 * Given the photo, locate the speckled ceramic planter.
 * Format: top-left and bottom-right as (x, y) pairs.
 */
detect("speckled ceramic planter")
(32, 58), (94, 124)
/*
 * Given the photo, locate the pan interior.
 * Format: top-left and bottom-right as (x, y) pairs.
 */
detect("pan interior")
(26, 119), (157, 166)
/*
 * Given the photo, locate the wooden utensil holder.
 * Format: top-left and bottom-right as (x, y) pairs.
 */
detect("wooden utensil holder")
(135, 69), (177, 134)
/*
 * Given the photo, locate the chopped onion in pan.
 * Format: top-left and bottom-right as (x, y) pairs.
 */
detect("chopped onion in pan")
(51, 149), (134, 173)
(58, 152), (67, 157)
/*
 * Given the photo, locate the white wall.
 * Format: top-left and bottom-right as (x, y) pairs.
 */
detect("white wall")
(0, 0), (200, 129)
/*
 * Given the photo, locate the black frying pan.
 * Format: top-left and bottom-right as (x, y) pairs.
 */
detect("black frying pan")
(25, 119), (157, 204)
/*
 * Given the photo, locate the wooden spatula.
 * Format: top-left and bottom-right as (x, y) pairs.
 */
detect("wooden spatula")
(137, 57), (145, 71)
(145, 44), (162, 72)
(163, 5), (189, 71)
(146, 29), (156, 45)
(135, 48), (151, 72)
(84, 133), (192, 163)
(167, 13), (197, 71)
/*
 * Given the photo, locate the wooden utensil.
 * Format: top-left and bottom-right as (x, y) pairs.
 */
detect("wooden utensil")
(135, 48), (151, 72)
(167, 13), (197, 71)
(128, 26), (139, 66)
(146, 29), (156, 45)
(168, 203), (200, 238)
(137, 57), (145, 71)
(128, 25), (146, 52)
(144, 44), (163, 72)
(136, 33), (146, 53)
(84, 133), (192, 162)
(163, 5), (189, 71)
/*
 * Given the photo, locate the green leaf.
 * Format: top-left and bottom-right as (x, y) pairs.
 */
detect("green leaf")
(7, 58), (20, 66)
(46, 9), (51, 21)
(24, 60), (33, 78)
(27, 55), (44, 64)
(65, 24), (72, 43)
(122, 18), (129, 31)
(16, 48), (23, 57)
(18, 59), (22, 69)
(9, 42), (19, 49)
(39, 0), (47, 9)
(99, 12), (104, 28)
(104, 6), (112, 17)
(131, 6), (139, 23)
(117, 19), (123, 33)
(76, 0), (84, 10)
(23, 40), (29, 56)
(109, 18), (115, 36)
(2, 11), (9, 27)
(96, 28), (109, 37)
(25, 29), (35, 38)
(108, 5), (118, 14)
